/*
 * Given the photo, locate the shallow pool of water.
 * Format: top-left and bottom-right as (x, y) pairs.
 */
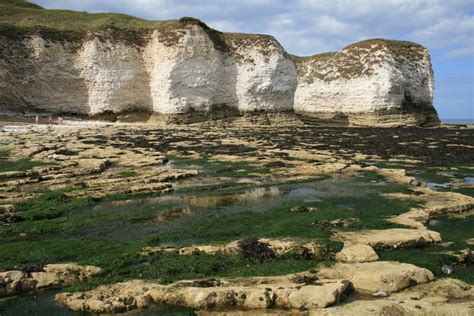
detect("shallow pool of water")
(464, 177), (474, 185)
(427, 182), (452, 190)
(0, 291), (195, 316)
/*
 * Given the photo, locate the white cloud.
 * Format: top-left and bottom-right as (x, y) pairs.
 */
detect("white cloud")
(410, 15), (474, 48)
(444, 47), (474, 58)
(207, 20), (237, 33)
(32, 0), (474, 57)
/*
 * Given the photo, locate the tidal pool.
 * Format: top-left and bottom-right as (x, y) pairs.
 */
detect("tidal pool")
(0, 291), (195, 316)
(464, 177), (474, 185)
(86, 175), (387, 244)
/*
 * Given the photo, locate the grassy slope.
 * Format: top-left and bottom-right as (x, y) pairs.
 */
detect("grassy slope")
(0, 0), (166, 31)
(0, 0), (180, 43)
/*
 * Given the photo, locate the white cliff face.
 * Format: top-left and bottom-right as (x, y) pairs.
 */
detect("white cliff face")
(293, 40), (435, 116)
(144, 25), (227, 114)
(0, 22), (438, 126)
(142, 25), (297, 114)
(0, 36), (88, 114)
(75, 37), (152, 115)
(225, 36), (297, 112)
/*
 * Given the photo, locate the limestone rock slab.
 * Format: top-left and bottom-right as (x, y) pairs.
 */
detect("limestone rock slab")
(335, 244), (379, 263)
(317, 261), (434, 294)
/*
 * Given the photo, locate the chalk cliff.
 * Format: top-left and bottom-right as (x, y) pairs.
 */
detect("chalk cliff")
(293, 40), (437, 126)
(0, 2), (439, 126)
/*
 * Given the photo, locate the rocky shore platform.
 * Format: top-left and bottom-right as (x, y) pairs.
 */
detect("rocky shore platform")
(0, 120), (473, 314)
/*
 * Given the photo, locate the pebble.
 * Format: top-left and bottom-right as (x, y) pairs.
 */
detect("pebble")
(441, 264), (453, 275)
(372, 291), (389, 297)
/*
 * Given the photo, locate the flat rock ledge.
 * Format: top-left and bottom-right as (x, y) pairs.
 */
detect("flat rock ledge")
(317, 261), (434, 294)
(141, 238), (320, 257)
(387, 190), (474, 228)
(320, 278), (474, 316)
(198, 278), (474, 315)
(335, 228), (441, 249)
(0, 263), (101, 298)
(55, 275), (351, 313)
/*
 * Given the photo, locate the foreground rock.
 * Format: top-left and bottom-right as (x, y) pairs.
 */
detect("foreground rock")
(317, 261), (434, 294)
(335, 228), (441, 249)
(198, 279), (474, 316)
(0, 263), (101, 298)
(335, 244), (379, 263)
(319, 278), (474, 316)
(56, 274), (352, 313)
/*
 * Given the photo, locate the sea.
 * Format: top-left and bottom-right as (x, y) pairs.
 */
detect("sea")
(442, 119), (474, 125)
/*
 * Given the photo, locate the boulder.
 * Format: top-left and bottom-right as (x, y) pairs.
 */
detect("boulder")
(31, 263), (102, 288)
(0, 271), (37, 297)
(0, 263), (101, 297)
(312, 278), (474, 316)
(335, 244), (379, 263)
(317, 261), (434, 294)
(0, 204), (21, 224)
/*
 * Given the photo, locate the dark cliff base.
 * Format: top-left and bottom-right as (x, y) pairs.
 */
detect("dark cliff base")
(91, 109), (441, 128)
(5, 107), (440, 128)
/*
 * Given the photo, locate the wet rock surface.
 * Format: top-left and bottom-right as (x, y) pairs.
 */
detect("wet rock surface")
(55, 274), (352, 313)
(0, 263), (101, 298)
(335, 244), (379, 263)
(198, 278), (474, 315)
(317, 261), (434, 294)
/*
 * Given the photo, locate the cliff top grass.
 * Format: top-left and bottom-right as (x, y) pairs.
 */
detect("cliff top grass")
(291, 38), (427, 82)
(0, 0), (169, 31)
(0, 0), (179, 44)
(292, 39), (425, 62)
(343, 38), (425, 51)
(0, 1), (280, 53)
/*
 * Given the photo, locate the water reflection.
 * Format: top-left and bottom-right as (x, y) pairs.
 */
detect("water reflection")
(93, 175), (374, 227)
(427, 182), (452, 190)
(172, 186), (282, 209)
(464, 177), (474, 185)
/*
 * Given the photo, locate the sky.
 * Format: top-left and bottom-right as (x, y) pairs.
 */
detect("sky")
(33, 0), (474, 120)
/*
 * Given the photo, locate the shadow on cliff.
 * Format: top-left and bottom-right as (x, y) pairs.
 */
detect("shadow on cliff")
(298, 112), (350, 127)
(0, 36), (89, 116)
